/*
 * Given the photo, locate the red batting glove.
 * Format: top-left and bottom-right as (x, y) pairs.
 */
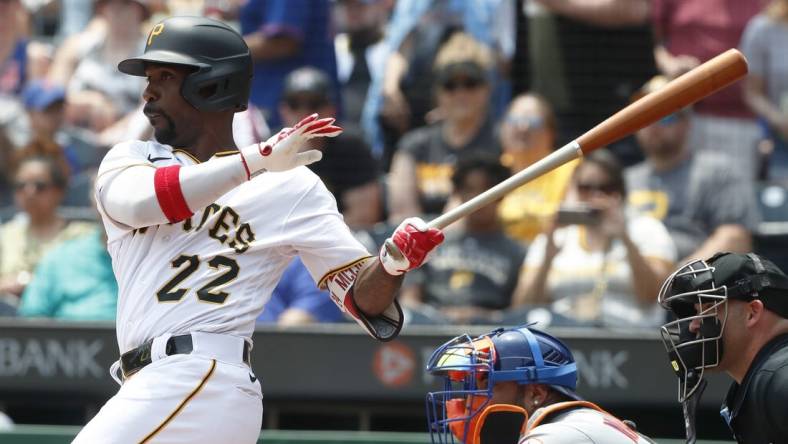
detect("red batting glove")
(379, 217), (444, 276)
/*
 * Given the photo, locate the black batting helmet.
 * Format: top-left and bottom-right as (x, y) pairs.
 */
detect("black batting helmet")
(118, 16), (253, 112)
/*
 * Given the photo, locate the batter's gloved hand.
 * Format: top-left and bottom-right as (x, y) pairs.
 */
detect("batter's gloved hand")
(240, 113), (342, 178)
(379, 217), (444, 276)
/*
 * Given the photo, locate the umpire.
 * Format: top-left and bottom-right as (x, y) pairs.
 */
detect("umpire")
(658, 252), (788, 443)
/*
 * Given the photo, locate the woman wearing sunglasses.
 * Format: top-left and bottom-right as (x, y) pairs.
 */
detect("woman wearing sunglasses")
(511, 150), (677, 327)
(0, 154), (94, 307)
(387, 32), (499, 223)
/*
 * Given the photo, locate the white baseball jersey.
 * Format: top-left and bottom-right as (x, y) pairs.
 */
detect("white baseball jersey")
(520, 403), (655, 444)
(96, 140), (371, 353)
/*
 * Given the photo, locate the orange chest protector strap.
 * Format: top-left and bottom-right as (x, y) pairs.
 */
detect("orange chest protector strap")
(467, 404), (528, 444)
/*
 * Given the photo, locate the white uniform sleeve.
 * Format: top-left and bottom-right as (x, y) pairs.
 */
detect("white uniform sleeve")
(96, 141), (247, 235)
(286, 176), (403, 341)
(284, 177), (372, 281)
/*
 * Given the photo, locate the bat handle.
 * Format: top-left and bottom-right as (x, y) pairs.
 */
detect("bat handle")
(427, 142), (583, 230)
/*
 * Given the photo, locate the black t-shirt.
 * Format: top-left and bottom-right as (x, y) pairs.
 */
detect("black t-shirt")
(721, 333), (788, 443)
(307, 131), (380, 213)
(397, 118), (499, 216)
(409, 230), (525, 311)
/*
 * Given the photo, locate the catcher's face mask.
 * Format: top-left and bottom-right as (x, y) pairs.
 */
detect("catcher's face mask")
(658, 259), (728, 403)
(426, 334), (497, 443)
(425, 327), (578, 443)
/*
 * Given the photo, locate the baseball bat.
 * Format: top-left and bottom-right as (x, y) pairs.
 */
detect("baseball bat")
(426, 48), (749, 230)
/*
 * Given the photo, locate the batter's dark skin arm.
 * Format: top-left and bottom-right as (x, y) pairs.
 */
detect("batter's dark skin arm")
(352, 259), (403, 316)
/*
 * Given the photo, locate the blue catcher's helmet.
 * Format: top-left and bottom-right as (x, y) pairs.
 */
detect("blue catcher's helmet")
(425, 326), (580, 443)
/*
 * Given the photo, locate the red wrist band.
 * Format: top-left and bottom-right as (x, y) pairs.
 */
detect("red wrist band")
(154, 165), (193, 223)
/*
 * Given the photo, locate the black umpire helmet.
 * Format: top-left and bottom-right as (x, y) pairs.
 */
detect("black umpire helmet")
(118, 16), (253, 112)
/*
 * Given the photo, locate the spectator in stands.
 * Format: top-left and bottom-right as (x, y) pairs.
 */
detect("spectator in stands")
(0, 155), (95, 304)
(741, 0), (788, 180)
(240, 0), (339, 129)
(0, 130), (14, 212)
(627, 75), (760, 263)
(0, 0), (30, 97)
(279, 67), (383, 228)
(17, 170), (115, 321)
(19, 225), (117, 321)
(47, 0), (149, 133)
(20, 80), (85, 174)
(498, 93), (578, 245)
(387, 33), (499, 222)
(652, 0), (764, 178)
(426, 325), (654, 444)
(513, 150), (676, 327)
(520, 0), (655, 165)
(400, 154), (524, 325)
(333, 0), (391, 134)
(363, 0), (514, 166)
(257, 257), (344, 325)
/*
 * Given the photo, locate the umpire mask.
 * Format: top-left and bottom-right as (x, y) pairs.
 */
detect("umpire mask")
(658, 252), (788, 403)
(658, 258), (727, 403)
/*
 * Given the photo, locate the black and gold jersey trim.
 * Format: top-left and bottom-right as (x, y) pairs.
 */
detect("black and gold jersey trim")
(214, 150), (240, 158)
(317, 255), (374, 290)
(138, 359), (217, 444)
(172, 149), (201, 164)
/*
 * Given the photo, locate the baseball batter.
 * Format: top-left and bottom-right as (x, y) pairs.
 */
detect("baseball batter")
(73, 16), (444, 444)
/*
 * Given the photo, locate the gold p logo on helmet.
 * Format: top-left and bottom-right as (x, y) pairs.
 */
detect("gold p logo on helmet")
(148, 23), (165, 47)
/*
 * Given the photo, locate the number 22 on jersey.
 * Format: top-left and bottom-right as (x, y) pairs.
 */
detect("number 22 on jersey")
(157, 254), (240, 304)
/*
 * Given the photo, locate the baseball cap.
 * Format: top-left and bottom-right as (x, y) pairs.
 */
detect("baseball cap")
(282, 67), (332, 105)
(708, 252), (788, 318)
(21, 81), (66, 112)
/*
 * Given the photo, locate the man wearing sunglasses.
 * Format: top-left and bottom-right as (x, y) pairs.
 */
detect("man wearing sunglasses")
(626, 75), (759, 265)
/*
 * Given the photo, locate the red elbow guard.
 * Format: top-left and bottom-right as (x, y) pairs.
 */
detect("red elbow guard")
(154, 165), (193, 223)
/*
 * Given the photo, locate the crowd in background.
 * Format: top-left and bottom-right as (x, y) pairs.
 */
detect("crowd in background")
(0, 0), (786, 329)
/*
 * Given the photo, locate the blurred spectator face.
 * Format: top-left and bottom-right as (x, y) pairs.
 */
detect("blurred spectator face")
(280, 93), (335, 128)
(22, 81), (67, 140)
(500, 95), (554, 160)
(142, 64), (203, 147)
(100, 0), (148, 34)
(635, 111), (690, 160)
(570, 161), (623, 207)
(30, 102), (65, 140)
(279, 67), (336, 129)
(334, 0), (389, 35)
(458, 169), (500, 229)
(13, 158), (65, 219)
(436, 64), (490, 122)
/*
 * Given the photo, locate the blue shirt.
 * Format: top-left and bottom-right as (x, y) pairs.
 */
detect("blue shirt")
(19, 229), (118, 321)
(0, 39), (27, 96)
(258, 257), (344, 323)
(239, 0), (339, 128)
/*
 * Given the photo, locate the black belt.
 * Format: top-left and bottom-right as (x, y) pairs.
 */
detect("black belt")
(120, 334), (251, 379)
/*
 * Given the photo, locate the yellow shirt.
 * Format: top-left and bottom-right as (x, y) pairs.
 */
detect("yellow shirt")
(498, 159), (578, 244)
